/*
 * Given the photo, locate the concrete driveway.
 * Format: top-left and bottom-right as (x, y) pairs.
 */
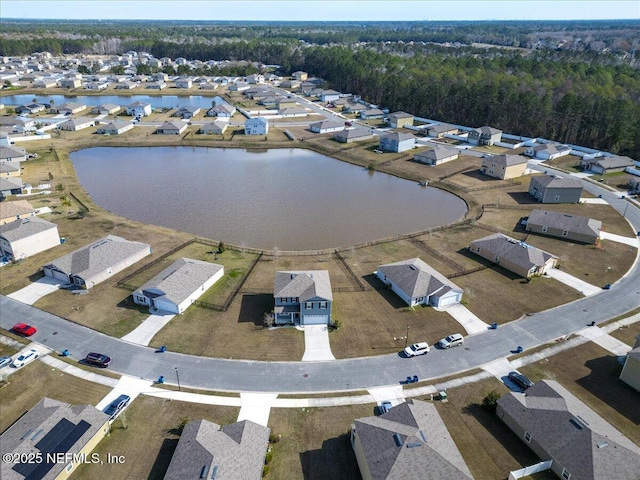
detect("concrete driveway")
(544, 268), (602, 296)
(301, 325), (335, 361)
(442, 304), (490, 334)
(8, 276), (68, 305)
(121, 310), (176, 346)
(600, 231), (640, 248)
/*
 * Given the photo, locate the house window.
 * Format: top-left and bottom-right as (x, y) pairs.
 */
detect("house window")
(305, 302), (313, 309)
(319, 302), (327, 309)
(494, 255), (499, 262)
(489, 169), (494, 174)
(562, 230), (568, 237)
(542, 226), (548, 232)
(524, 431), (531, 443)
(554, 195), (561, 201)
(561, 469), (571, 480)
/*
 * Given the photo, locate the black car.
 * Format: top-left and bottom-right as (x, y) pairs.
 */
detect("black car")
(104, 394), (130, 420)
(508, 371), (534, 390)
(85, 352), (112, 368)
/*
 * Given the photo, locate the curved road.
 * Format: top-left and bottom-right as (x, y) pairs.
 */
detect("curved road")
(1, 169), (639, 393)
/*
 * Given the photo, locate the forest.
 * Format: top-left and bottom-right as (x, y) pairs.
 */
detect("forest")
(1, 20), (639, 157)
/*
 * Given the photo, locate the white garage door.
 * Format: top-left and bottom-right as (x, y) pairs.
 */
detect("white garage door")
(433, 293), (460, 308)
(46, 268), (69, 283)
(303, 315), (329, 325)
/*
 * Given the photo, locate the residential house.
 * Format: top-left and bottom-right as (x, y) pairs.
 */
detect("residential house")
(53, 102), (87, 115)
(279, 79), (300, 89)
(163, 419), (270, 480)
(413, 144), (459, 165)
(200, 121), (228, 135)
(309, 120), (345, 134)
(333, 127), (374, 144)
(114, 80), (138, 90)
(199, 82), (219, 91)
(43, 235), (151, 289)
(376, 258), (463, 308)
(15, 103), (46, 115)
(146, 81), (167, 90)
(172, 106), (201, 119)
(91, 103), (121, 115)
(524, 143), (571, 160)
(469, 233), (558, 278)
(57, 117), (95, 132)
(497, 380), (640, 480)
(343, 103), (367, 114)
(156, 120), (188, 135)
(0, 162), (20, 179)
(619, 334), (640, 392)
(174, 77), (193, 89)
(206, 103), (236, 117)
(481, 154), (528, 180)
(526, 209), (601, 244)
(276, 98), (298, 110)
(14, 117), (38, 133)
(0, 178), (23, 198)
(580, 155), (635, 174)
(153, 72), (169, 82)
(279, 107), (306, 117)
(60, 78), (82, 88)
(32, 79), (57, 88)
(292, 71), (308, 81)
(468, 125), (502, 146)
(0, 216), (60, 260)
(125, 101), (152, 117)
(321, 89), (341, 103)
(0, 397), (110, 480)
(229, 82), (250, 92)
(244, 117), (269, 136)
(387, 111), (414, 129)
(0, 200), (36, 224)
(273, 270), (333, 325)
(0, 145), (28, 164)
(351, 399), (473, 480)
(379, 132), (416, 153)
(427, 123), (459, 138)
(85, 82), (108, 91)
(360, 108), (385, 120)
(96, 121), (134, 135)
(133, 258), (223, 314)
(246, 73), (265, 84)
(528, 175), (583, 203)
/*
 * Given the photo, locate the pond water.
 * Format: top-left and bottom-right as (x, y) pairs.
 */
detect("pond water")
(3, 94), (214, 110)
(70, 147), (467, 250)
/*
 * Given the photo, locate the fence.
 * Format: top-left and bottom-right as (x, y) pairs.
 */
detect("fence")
(334, 251), (368, 291)
(69, 191), (90, 213)
(508, 460), (553, 480)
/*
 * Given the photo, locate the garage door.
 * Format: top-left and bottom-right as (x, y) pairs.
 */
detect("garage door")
(303, 315), (329, 325)
(432, 293), (460, 308)
(46, 267), (69, 283)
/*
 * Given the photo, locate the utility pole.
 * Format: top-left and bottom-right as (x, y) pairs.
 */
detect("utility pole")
(405, 325), (410, 348)
(175, 367), (181, 392)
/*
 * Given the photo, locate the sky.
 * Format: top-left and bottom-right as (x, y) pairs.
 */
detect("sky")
(1, 0), (639, 22)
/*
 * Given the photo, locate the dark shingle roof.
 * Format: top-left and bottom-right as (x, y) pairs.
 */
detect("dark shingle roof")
(0, 216), (58, 242)
(377, 258), (462, 300)
(531, 174), (583, 189)
(492, 154), (528, 166)
(470, 233), (557, 271)
(274, 270), (332, 302)
(528, 209), (601, 237)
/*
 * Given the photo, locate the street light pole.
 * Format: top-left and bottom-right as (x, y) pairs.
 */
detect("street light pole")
(175, 367), (181, 392)
(405, 325), (410, 348)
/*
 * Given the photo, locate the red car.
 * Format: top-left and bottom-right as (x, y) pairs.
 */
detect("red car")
(12, 323), (36, 337)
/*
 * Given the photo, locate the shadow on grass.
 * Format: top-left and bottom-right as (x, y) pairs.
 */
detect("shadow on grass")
(238, 293), (272, 326)
(578, 356), (640, 426)
(116, 295), (149, 313)
(506, 191), (538, 205)
(28, 270), (45, 282)
(363, 275), (407, 309)
(147, 437), (179, 480)
(299, 433), (360, 480)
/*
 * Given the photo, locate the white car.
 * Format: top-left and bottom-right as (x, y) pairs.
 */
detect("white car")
(404, 342), (430, 357)
(438, 333), (464, 349)
(12, 349), (39, 368)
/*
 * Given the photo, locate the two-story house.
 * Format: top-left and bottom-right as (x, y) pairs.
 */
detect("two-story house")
(273, 270), (333, 325)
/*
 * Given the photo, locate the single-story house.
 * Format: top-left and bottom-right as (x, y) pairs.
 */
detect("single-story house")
(0, 200), (36, 224)
(333, 127), (374, 143)
(414, 144), (459, 165)
(343, 103), (366, 114)
(174, 77), (193, 89)
(246, 73), (265, 84)
(60, 78), (82, 89)
(133, 258), (223, 314)
(360, 108), (385, 119)
(620, 334), (640, 392)
(96, 120), (134, 135)
(0, 216), (60, 260)
(0, 162), (20, 179)
(321, 89), (341, 103)
(199, 82), (219, 91)
(0, 177), (24, 198)
(33, 79), (57, 88)
(387, 111), (414, 129)
(276, 98), (298, 110)
(0, 145), (28, 164)
(376, 258), (464, 308)
(0, 398), (110, 480)
(244, 117), (269, 136)
(156, 120), (188, 135)
(146, 81), (167, 90)
(497, 380), (640, 480)
(468, 125), (502, 146)
(57, 117), (95, 131)
(257, 94), (278, 106)
(163, 418), (270, 480)
(528, 175), (583, 203)
(279, 107), (307, 117)
(15, 103), (47, 115)
(172, 106), (201, 119)
(229, 81), (250, 92)
(206, 103), (236, 117)
(427, 123), (459, 138)
(481, 154), (528, 180)
(580, 155), (635, 174)
(292, 71), (308, 81)
(125, 101), (152, 117)
(524, 143), (571, 160)
(114, 81), (139, 90)
(379, 132), (416, 153)
(43, 235), (151, 289)
(351, 400), (473, 480)
(309, 119), (345, 134)
(280, 79), (301, 89)
(52, 102), (87, 115)
(91, 103), (121, 115)
(469, 232), (558, 278)
(200, 121), (228, 135)
(274, 270), (332, 325)
(526, 209), (601, 244)
(85, 82), (108, 91)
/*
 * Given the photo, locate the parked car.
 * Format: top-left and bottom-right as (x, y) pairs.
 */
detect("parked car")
(12, 349), (39, 368)
(85, 352), (112, 368)
(0, 356), (13, 368)
(379, 401), (393, 414)
(12, 323), (36, 337)
(404, 342), (430, 357)
(438, 333), (464, 349)
(508, 371), (534, 391)
(104, 394), (131, 420)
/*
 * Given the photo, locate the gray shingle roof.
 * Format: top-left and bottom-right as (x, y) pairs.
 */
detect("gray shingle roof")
(475, 125), (502, 135)
(416, 144), (458, 161)
(134, 258), (222, 306)
(528, 209), (601, 237)
(44, 235), (150, 279)
(428, 123), (458, 135)
(492, 154), (528, 166)
(274, 270), (333, 302)
(388, 111), (414, 119)
(470, 233), (558, 270)
(334, 127), (372, 140)
(163, 419), (270, 480)
(377, 258), (462, 300)
(353, 400), (473, 480)
(380, 131), (416, 142)
(531, 174), (583, 189)
(0, 177), (23, 192)
(0, 145), (27, 160)
(590, 155), (635, 169)
(310, 119), (344, 130)
(0, 200), (34, 218)
(58, 117), (94, 128)
(497, 380), (640, 480)
(0, 216), (58, 242)
(159, 120), (187, 130)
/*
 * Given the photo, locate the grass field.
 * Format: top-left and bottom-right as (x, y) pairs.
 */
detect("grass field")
(607, 321), (640, 346)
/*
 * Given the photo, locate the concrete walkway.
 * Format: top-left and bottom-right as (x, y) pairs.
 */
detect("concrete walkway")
(301, 325), (335, 361)
(0, 341), (51, 378)
(7, 277), (68, 305)
(95, 375), (153, 411)
(600, 231), (640, 248)
(442, 304), (490, 335)
(577, 326), (632, 356)
(580, 197), (609, 204)
(121, 310), (176, 346)
(367, 385), (406, 408)
(237, 393), (278, 427)
(40, 355), (119, 387)
(544, 268), (602, 296)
